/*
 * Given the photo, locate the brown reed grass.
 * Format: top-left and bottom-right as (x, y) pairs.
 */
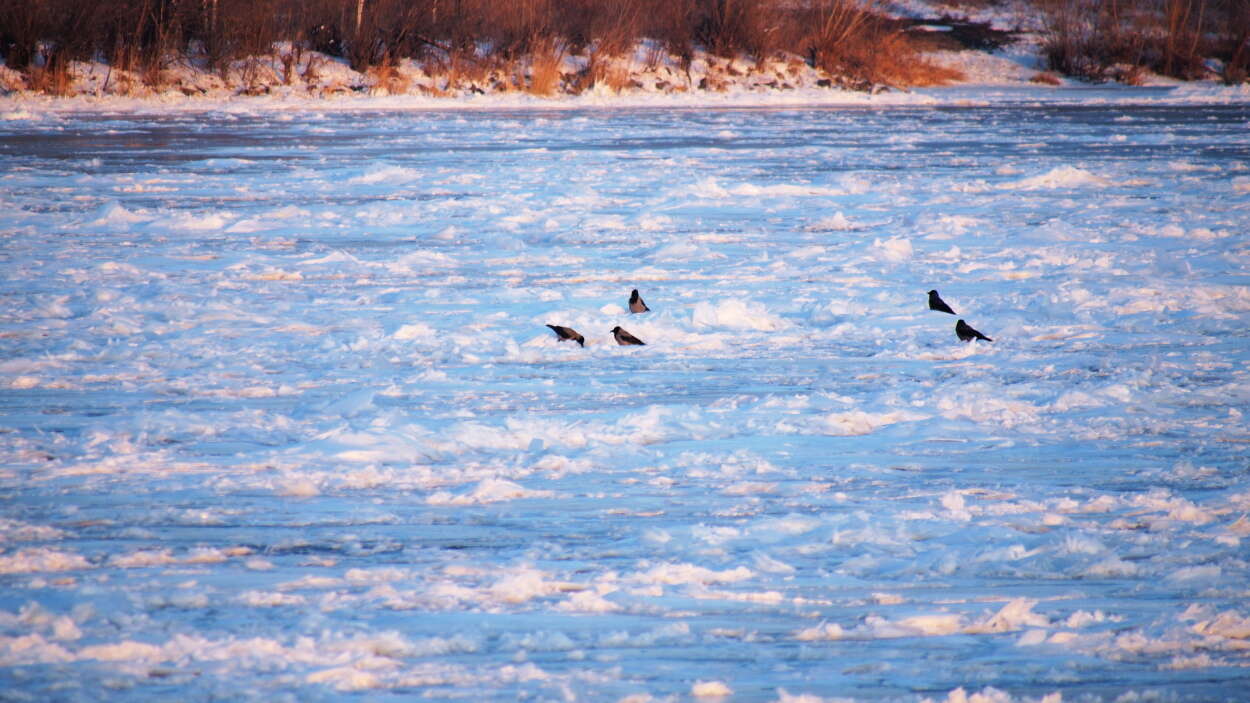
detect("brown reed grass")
(11, 0), (1238, 97)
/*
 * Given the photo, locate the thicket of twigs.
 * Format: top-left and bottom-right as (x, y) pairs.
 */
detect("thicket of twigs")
(1039, 0), (1250, 84)
(6, 0), (1246, 97)
(0, 0), (960, 95)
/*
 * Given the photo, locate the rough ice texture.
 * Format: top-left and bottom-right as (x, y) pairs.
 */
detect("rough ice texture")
(0, 78), (1247, 703)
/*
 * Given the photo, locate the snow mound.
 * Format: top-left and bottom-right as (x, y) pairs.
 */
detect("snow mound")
(427, 479), (554, 505)
(1000, 166), (1111, 190)
(692, 299), (788, 332)
(820, 410), (927, 436)
(349, 165), (423, 185)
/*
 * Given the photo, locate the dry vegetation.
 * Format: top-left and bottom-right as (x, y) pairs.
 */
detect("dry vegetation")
(3, 0), (1243, 98)
(1039, 0), (1250, 84)
(0, 0), (974, 96)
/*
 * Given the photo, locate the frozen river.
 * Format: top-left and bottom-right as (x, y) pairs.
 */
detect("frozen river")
(2, 100), (1250, 701)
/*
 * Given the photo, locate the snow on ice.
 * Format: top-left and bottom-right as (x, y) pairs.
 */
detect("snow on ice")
(1, 83), (1249, 700)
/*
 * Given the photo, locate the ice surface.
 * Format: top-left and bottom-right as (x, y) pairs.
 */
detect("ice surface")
(1, 100), (1249, 701)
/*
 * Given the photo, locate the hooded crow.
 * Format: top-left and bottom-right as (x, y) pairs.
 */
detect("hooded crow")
(928, 290), (956, 315)
(611, 326), (645, 346)
(629, 289), (650, 313)
(955, 319), (992, 343)
(546, 324), (585, 347)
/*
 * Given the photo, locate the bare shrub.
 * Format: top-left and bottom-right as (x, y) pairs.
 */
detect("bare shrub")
(585, 52), (611, 90)
(201, 0), (285, 75)
(693, 0), (780, 58)
(641, 41), (667, 71)
(2, 0), (107, 92)
(1040, 0), (1245, 82)
(873, 32), (965, 87)
(795, 0), (961, 89)
(0, 63), (26, 92)
(603, 62), (634, 92)
(0, 0), (969, 95)
(1116, 63), (1149, 85)
(27, 54), (73, 95)
(302, 52), (324, 85)
(1029, 70), (1063, 85)
(367, 57), (410, 95)
(0, 0), (47, 70)
(800, 0), (875, 56)
(476, 0), (556, 60)
(643, 0), (697, 61)
(548, 0), (644, 57)
(15, 0), (1190, 97)
(280, 46), (300, 85)
(1211, 0), (1250, 83)
(1159, 0), (1206, 79)
(527, 40), (562, 95)
(1039, 0), (1138, 81)
(444, 50), (492, 93)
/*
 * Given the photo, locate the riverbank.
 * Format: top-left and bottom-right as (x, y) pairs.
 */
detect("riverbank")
(4, 0), (1247, 113)
(4, 78), (1249, 119)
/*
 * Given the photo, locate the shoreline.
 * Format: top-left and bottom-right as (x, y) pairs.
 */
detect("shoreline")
(4, 82), (1250, 117)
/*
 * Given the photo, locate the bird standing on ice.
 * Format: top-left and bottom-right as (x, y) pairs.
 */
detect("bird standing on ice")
(955, 319), (992, 342)
(928, 290), (956, 315)
(611, 326), (645, 346)
(629, 289), (650, 313)
(546, 324), (585, 347)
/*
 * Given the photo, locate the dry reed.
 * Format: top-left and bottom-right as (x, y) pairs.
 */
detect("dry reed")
(1039, 0), (1247, 83)
(527, 41), (562, 95)
(13, 0), (1236, 96)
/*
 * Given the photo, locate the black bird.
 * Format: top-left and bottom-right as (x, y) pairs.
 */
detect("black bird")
(546, 324), (585, 347)
(955, 319), (992, 343)
(611, 326), (645, 346)
(629, 289), (650, 314)
(928, 290), (956, 315)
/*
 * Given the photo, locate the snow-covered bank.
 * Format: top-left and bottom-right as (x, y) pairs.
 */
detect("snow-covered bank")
(2, 3), (1246, 116)
(4, 74), (1249, 117)
(5, 0), (1248, 116)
